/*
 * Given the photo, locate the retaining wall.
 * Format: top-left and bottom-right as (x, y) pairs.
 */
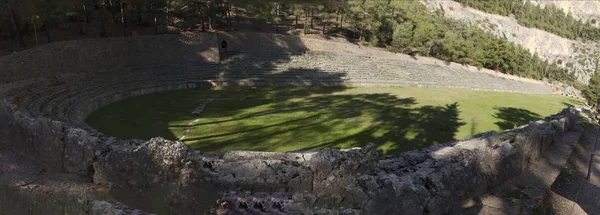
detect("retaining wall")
(0, 92), (581, 214)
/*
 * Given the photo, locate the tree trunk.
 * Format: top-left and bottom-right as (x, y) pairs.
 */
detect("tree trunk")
(166, 0), (172, 25)
(33, 21), (38, 45)
(99, 3), (108, 37)
(120, 1), (124, 23)
(196, 4), (206, 32)
(207, 2), (213, 30)
(427, 44), (433, 57)
(310, 8), (314, 29)
(136, 6), (142, 25)
(108, 0), (118, 23)
(304, 9), (308, 34)
(227, 3), (231, 30)
(84, 4), (91, 24)
(76, 4), (85, 36)
(9, 13), (17, 37)
(100, 19), (107, 37)
(24, 23), (31, 36)
(340, 13), (343, 29)
(43, 25), (51, 43)
(121, 1), (127, 36)
(152, 5), (158, 34)
(78, 17), (85, 35)
(10, 10), (25, 47)
(295, 14), (298, 26)
(360, 29), (363, 41)
(164, 0), (169, 25)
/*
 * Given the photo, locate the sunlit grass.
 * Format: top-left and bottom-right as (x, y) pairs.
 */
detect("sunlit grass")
(86, 87), (582, 154)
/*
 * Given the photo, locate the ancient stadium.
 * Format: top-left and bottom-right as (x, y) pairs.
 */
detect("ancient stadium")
(0, 32), (593, 214)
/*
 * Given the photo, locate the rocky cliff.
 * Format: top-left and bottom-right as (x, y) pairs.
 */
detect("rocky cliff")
(423, 0), (600, 85)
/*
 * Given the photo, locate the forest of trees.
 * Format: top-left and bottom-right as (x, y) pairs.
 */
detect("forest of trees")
(455, 0), (600, 41)
(355, 1), (573, 83)
(0, 0), (574, 84)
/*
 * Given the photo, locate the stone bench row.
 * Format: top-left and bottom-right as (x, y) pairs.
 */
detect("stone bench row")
(9, 76), (539, 121)
(7, 71), (548, 125)
(3, 49), (554, 124)
(13, 76), (209, 122)
(6, 70), (216, 119)
(8, 70), (346, 123)
(222, 51), (553, 94)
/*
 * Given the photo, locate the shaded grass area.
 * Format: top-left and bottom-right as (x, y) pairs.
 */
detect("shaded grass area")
(85, 87), (583, 154)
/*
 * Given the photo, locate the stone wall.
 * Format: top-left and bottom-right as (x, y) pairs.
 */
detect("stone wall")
(221, 108), (581, 214)
(0, 91), (582, 214)
(0, 149), (149, 215)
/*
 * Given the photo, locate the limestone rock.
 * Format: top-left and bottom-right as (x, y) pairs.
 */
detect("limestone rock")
(91, 201), (154, 215)
(93, 138), (190, 188)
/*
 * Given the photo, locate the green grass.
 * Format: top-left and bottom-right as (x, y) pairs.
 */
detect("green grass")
(85, 86), (583, 154)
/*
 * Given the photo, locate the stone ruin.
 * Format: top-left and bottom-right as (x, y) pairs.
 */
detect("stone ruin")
(0, 32), (586, 214)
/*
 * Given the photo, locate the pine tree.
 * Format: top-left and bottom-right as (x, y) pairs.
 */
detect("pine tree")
(583, 58), (600, 106)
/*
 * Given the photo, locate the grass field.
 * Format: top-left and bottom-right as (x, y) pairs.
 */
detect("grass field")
(85, 87), (583, 154)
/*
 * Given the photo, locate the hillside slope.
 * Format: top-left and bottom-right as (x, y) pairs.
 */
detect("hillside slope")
(529, 0), (600, 28)
(424, 0), (599, 84)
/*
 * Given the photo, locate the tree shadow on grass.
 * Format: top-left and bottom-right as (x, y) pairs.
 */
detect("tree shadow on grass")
(493, 107), (541, 130)
(182, 91), (465, 154)
(298, 100), (464, 153)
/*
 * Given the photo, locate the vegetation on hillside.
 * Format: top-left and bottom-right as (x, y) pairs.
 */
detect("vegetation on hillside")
(1, 0), (574, 83)
(351, 0), (572, 82)
(583, 59), (600, 106)
(455, 0), (600, 41)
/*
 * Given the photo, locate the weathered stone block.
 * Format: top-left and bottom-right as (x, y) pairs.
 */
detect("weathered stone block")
(64, 128), (106, 175)
(306, 144), (379, 208)
(93, 138), (189, 188)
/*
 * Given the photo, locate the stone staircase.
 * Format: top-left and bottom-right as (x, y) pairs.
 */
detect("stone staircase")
(219, 50), (554, 93)
(449, 124), (600, 215)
